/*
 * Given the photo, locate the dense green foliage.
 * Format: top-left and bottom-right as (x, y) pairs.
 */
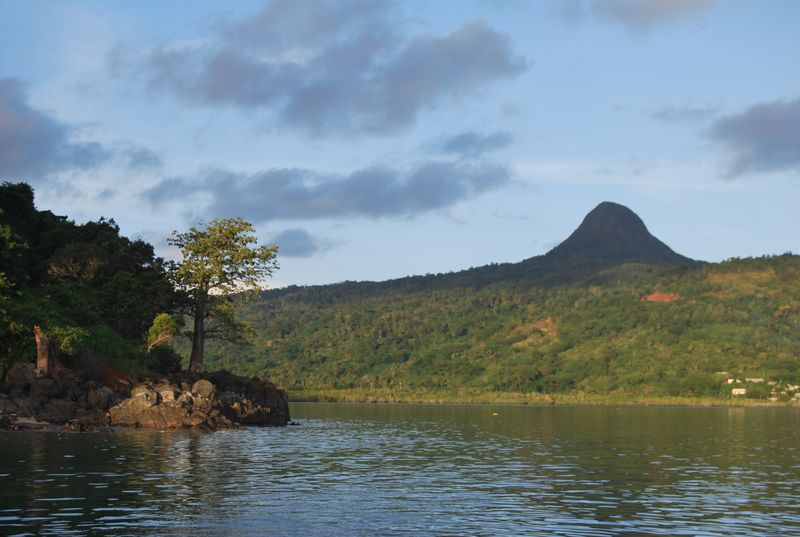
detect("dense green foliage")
(203, 255), (800, 400)
(0, 182), (178, 373)
(3, 183), (798, 402)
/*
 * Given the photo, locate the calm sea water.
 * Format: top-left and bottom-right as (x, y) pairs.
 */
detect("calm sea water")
(1, 403), (800, 536)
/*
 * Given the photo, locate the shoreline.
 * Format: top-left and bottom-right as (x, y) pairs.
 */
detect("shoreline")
(288, 388), (799, 408)
(1, 363), (290, 431)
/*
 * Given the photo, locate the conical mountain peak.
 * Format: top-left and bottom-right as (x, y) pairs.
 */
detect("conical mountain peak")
(544, 202), (695, 266)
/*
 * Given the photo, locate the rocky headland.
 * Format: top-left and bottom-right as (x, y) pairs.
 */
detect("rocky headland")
(0, 362), (290, 431)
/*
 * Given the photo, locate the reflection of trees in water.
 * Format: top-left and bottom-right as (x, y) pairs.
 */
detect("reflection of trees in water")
(161, 432), (238, 520)
(499, 406), (800, 527)
(292, 403), (800, 530)
(0, 430), (226, 534)
(5, 430), (286, 532)
(3, 406), (800, 535)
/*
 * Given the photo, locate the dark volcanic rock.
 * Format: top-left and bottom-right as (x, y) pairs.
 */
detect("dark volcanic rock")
(31, 377), (61, 401)
(41, 398), (79, 423)
(109, 379), (237, 430)
(1, 362), (290, 431)
(0, 396), (18, 415)
(192, 379), (216, 399)
(106, 371), (289, 429)
(206, 370), (290, 426)
(6, 363), (36, 397)
(13, 396), (40, 418)
(87, 386), (115, 410)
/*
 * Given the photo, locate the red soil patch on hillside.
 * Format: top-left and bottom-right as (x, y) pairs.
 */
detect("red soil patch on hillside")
(642, 292), (680, 303)
(510, 318), (557, 349)
(536, 318), (557, 337)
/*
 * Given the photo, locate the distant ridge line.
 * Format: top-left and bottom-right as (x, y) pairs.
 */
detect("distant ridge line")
(264, 201), (700, 299)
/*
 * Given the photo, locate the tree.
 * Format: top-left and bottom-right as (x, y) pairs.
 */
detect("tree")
(147, 313), (178, 352)
(169, 218), (278, 373)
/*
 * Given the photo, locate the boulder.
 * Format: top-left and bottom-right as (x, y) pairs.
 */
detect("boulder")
(208, 371), (290, 426)
(109, 398), (154, 426)
(12, 396), (40, 417)
(108, 394), (238, 430)
(31, 377), (61, 403)
(87, 386), (115, 410)
(192, 379), (216, 400)
(0, 398), (18, 415)
(40, 398), (78, 423)
(108, 384), (160, 425)
(6, 363), (36, 395)
(154, 383), (179, 402)
(131, 383), (158, 400)
(51, 364), (83, 399)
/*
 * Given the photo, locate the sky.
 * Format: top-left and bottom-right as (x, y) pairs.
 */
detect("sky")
(1, 0), (798, 287)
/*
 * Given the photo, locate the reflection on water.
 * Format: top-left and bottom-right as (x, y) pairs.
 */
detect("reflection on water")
(2, 404), (800, 536)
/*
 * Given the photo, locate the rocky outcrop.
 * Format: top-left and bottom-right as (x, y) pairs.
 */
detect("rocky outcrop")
(108, 380), (233, 430)
(0, 363), (114, 429)
(0, 363), (290, 431)
(204, 370), (290, 426)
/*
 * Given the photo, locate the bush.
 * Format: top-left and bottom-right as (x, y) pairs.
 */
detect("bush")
(146, 345), (182, 374)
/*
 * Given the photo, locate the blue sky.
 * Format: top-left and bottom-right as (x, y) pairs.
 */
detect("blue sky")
(1, 0), (798, 287)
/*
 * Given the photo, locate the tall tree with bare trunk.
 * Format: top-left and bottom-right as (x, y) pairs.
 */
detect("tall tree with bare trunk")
(169, 218), (278, 373)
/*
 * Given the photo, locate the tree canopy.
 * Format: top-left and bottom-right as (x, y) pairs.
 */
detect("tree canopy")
(169, 217), (278, 373)
(0, 182), (178, 372)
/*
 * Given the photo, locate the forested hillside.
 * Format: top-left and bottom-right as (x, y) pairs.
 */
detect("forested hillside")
(5, 182), (797, 403)
(201, 205), (800, 402)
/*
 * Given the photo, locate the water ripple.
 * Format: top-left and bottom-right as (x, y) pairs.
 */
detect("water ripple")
(2, 405), (800, 535)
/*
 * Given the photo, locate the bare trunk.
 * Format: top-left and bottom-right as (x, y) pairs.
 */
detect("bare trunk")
(33, 325), (51, 375)
(188, 293), (206, 373)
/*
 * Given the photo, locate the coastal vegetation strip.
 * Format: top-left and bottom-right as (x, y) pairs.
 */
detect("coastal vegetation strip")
(289, 388), (797, 408)
(0, 182), (288, 430)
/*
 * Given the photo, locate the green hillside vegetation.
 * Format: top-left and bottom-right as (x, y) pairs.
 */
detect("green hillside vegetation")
(4, 181), (798, 405)
(202, 253), (800, 404)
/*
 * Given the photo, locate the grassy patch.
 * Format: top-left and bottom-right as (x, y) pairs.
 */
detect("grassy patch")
(288, 388), (794, 407)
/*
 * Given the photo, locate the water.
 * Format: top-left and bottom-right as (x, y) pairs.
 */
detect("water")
(2, 403), (800, 536)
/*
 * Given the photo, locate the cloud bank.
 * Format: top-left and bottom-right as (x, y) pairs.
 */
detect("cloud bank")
(143, 160), (510, 222)
(272, 228), (325, 258)
(0, 78), (109, 179)
(561, 0), (716, 31)
(707, 96), (800, 177)
(141, 0), (525, 136)
(651, 104), (718, 123)
(431, 130), (513, 158)
(594, 0), (716, 30)
(0, 78), (163, 181)
(118, 143), (163, 170)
